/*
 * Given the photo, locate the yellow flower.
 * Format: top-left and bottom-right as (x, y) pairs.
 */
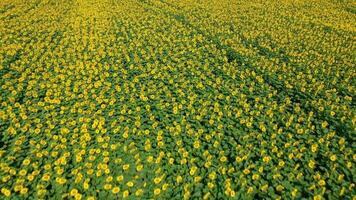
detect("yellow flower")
(135, 189), (143, 196)
(313, 195), (322, 200)
(42, 174), (51, 181)
(347, 161), (352, 168)
(70, 189), (78, 196)
(291, 188), (298, 197)
(19, 169), (27, 176)
(208, 172), (216, 180)
(230, 190), (236, 197)
(338, 174), (344, 182)
(123, 132), (129, 139)
(106, 176), (113, 182)
(261, 184), (268, 192)
(297, 128), (304, 134)
(1, 188), (11, 197)
(184, 190), (190, 199)
(22, 159), (31, 166)
(318, 180), (326, 186)
(176, 175), (183, 183)
(127, 181), (134, 187)
(162, 183), (169, 191)
(330, 155), (337, 161)
(243, 168), (250, 174)
(236, 156), (242, 163)
(308, 160), (315, 169)
(263, 156), (271, 163)
(58, 177), (67, 185)
(246, 122), (252, 127)
(136, 164), (143, 171)
(193, 140), (200, 148)
(87, 196), (95, 200)
(330, 111), (335, 116)
(37, 189), (47, 196)
(276, 185), (284, 192)
(147, 156), (154, 163)
(154, 188), (161, 195)
(75, 193), (82, 200)
(123, 164), (130, 170)
(203, 192), (210, 200)
(260, 125), (266, 132)
(112, 187), (120, 194)
(225, 187), (231, 195)
(104, 184), (112, 190)
(27, 175), (35, 181)
(87, 169), (94, 175)
(14, 185), (22, 192)
(321, 121), (328, 128)
(154, 177), (162, 184)
(220, 156), (227, 162)
(117, 175), (124, 182)
(311, 144), (318, 153)
(252, 174), (260, 180)
(83, 182), (89, 190)
(204, 161), (211, 168)
(189, 166), (198, 176)
(278, 160), (285, 167)
(123, 190), (129, 198)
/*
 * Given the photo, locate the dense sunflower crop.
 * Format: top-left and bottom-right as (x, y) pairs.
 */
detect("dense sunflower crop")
(0, 0), (355, 199)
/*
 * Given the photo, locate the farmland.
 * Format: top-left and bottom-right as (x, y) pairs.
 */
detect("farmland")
(0, 0), (355, 199)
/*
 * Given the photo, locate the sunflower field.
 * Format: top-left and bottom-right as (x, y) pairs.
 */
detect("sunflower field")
(0, 0), (355, 199)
